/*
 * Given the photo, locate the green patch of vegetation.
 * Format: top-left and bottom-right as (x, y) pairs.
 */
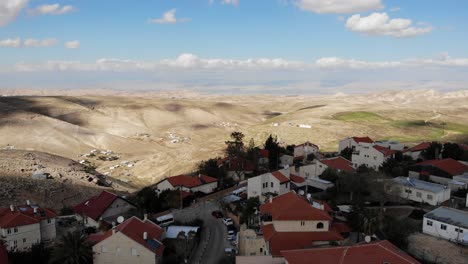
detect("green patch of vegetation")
(334, 111), (384, 122)
(385, 120), (468, 143)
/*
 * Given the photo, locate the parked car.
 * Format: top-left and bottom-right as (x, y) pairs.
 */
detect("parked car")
(223, 217), (234, 226)
(227, 229), (235, 240)
(212, 210), (224, 218)
(224, 247), (237, 256)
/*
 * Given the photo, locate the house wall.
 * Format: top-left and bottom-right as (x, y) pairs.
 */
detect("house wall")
(39, 218), (56, 242)
(238, 229), (268, 256)
(294, 145), (319, 158)
(422, 217), (467, 243)
(247, 173), (288, 198)
(273, 220), (330, 232)
(280, 155), (294, 167)
(397, 186), (450, 206)
(191, 182), (218, 194)
(101, 198), (136, 221)
(1, 223), (41, 251)
(93, 232), (159, 264)
(351, 146), (385, 170)
(248, 175), (263, 199)
(155, 180), (174, 193)
(339, 138), (372, 152)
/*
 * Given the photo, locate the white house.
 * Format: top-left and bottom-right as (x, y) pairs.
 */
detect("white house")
(423, 207), (468, 244)
(338, 136), (374, 152)
(402, 142), (431, 160)
(90, 216), (165, 264)
(155, 174), (218, 194)
(247, 170), (291, 199)
(74, 191), (137, 228)
(293, 142), (319, 159)
(392, 177), (451, 206)
(408, 158), (468, 185)
(352, 145), (396, 170)
(279, 154), (294, 167)
(374, 140), (404, 151)
(0, 203), (57, 252)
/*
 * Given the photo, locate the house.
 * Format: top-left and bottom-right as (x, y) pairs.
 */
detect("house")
(218, 157), (255, 181)
(259, 191), (345, 257)
(403, 142), (431, 160)
(408, 158), (468, 184)
(374, 140), (405, 151)
(316, 157), (355, 175)
(293, 142), (319, 159)
(423, 207), (468, 244)
(91, 216), (165, 264)
(155, 174), (218, 194)
(352, 145), (396, 170)
(338, 136), (374, 152)
(0, 203), (57, 252)
(247, 170), (291, 199)
(392, 177), (451, 206)
(279, 154), (294, 167)
(258, 149), (270, 171)
(281, 240), (420, 264)
(74, 191), (137, 228)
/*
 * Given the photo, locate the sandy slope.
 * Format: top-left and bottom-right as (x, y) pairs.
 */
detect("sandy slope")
(0, 90), (467, 189)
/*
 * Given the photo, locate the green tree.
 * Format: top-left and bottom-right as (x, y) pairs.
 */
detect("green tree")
(240, 197), (260, 228)
(336, 172), (368, 202)
(49, 231), (93, 264)
(198, 158), (226, 179)
(225, 131), (245, 158)
(382, 216), (418, 250)
(160, 189), (182, 209)
(133, 187), (162, 213)
(441, 142), (464, 160)
(422, 142), (442, 160)
(340, 147), (353, 161)
(264, 134), (280, 170)
(320, 168), (339, 183)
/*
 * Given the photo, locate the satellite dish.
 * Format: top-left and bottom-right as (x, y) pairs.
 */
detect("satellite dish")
(117, 216), (125, 224)
(364, 235), (371, 243)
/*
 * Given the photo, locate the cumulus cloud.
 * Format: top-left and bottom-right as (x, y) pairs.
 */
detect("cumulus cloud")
(346, 12), (432, 38)
(148, 9), (190, 24)
(64, 40), (80, 49)
(0, 0), (29, 26)
(0, 37), (21, 47)
(23, 38), (58, 47)
(297, 0), (383, 14)
(28, 3), (76, 15)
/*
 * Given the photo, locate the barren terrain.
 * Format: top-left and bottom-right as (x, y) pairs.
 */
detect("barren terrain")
(1, 89), (467, 192)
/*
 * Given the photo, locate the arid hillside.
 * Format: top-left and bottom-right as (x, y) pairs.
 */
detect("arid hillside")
(1, 90), (467, 190)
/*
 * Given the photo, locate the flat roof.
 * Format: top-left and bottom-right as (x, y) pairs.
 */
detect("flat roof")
(166, 226), (199, 239)
(394, 177), (448, 193)
(425, 207), (468, 229)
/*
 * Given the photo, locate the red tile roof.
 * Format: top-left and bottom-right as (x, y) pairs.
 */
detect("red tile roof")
(414, 158), (468, 176)
(227, 157), (255, 172)
(74, 191), (119, 221)
(373, 145), (397, 157)
(331, 222), (351, 234)
(352, 136), (374, 144)
(260, 191), (332, 221)
(261, 224), (343, 257)
(319, 157), (355, 172)
(0, 205), (57, 228)
(271, 170), (290, 184)
(403, 142), (431, 153)
(281, 240), (420, 264)
(259, 149), (269, 158)
(166, 174), (218, 189)
(93, 217), (165, 256)
(290, 174), (305, 184)
(295, 142), (319, 149)
(0, 244), (8, 264)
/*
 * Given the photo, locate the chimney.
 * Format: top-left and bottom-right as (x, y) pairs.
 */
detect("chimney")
(143, 214), (148, 221)
(10, 205), (14, 212)
(143, 232), (148, 240)
(26, 200), (30, 205)
(112, 221), (116, 227)
(198, 174), (201, 178)
(269, 197), (273, 203)
(33, 207), (38, 214)
(112, 227), (116, 234)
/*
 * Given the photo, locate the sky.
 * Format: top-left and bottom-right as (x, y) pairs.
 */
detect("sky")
(1, 0), (468, 94)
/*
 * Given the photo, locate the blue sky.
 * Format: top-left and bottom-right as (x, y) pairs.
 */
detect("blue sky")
(1, 0), (468, 94)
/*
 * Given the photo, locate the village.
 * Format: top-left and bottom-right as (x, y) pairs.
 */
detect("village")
(1, 133), (468, 264)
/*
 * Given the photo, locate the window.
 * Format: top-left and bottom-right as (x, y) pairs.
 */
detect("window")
(131, 248), (138, 256)
(47, 219), (51, 224)
(285, 183), (288, 188)
(116, 247), (121, 255)
(427, 194), (433, 200)
(455, 228), (464, 233)
(316, 222), (324, 229)
(427, 220), (433, 226)
(101, 246), (108, 253)
(14, 240), (17, 246)
(416, 192), (422, 198)
(23, 238), (26, 243)
(300, 221), (305, 226)
(260, 248), (263, 253)
(271, 182), (273, 188)
(405, 189), (412, 194)
(14, 227), (18, 233)
(441, 224), (447, 230)
(7, 229), (11, 234)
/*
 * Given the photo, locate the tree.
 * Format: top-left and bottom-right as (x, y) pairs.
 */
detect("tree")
(336, 172), (368, 202)
(264, 134), (280, 170)
(198, 158), (225, 179)
(382, 216), (418, 250)
(49, 231), (93, 264)
(441, 142), (464, 160)
(240, 197), (260, 228)
(159, 189), (182, 209)
(422, 142), (442, 160)
(225, 131), (245, 158)
(320, 168), (339, 183)
(340, 147), (353, 161)
(133, 187), (162, 213)
(8, 243), (51, 264)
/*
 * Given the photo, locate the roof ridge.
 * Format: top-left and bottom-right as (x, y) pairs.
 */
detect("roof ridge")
(339, 247), (349, 264)
(377, 241), (416, 264)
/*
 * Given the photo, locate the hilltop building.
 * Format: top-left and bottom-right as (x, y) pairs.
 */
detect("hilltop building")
(155, 174), (218, 194)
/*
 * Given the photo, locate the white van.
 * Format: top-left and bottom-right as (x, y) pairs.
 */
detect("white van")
(155, 213), (174, 227)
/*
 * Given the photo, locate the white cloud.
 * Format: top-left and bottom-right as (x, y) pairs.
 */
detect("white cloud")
(0, 37), (21, 47)
(0, 0), (29, 26)
(23, 38), (58, 47)
(65, 40), (80, 49)
(148, 9), (190, 24)
(221, 0), (239, 5)
(28, 4), (76, 15)
(346, 12), (432, 38)
(297, 0), (383, 14)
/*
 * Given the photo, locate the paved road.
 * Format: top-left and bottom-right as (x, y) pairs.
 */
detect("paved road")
(173, 199), (231, 264)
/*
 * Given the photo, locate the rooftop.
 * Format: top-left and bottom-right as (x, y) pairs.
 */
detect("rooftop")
(0, 204), (57, 228)
(281, 240), (420, 264)
(425, 206), (468, 229)
(393, 177), (448, 193)
(403, 142), (431, 153)
(319, 156), (354, 172)
(351, 136), (374, 144)
(373, 145), (397, 157)
(271, 170), (290, 184)
(165, 174), (218, 188)
(414, 158), (468, 176)
(74, 191), (120, 221)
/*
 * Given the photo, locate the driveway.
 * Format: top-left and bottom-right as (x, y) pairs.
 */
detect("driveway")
(173, 199), (231, 264)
